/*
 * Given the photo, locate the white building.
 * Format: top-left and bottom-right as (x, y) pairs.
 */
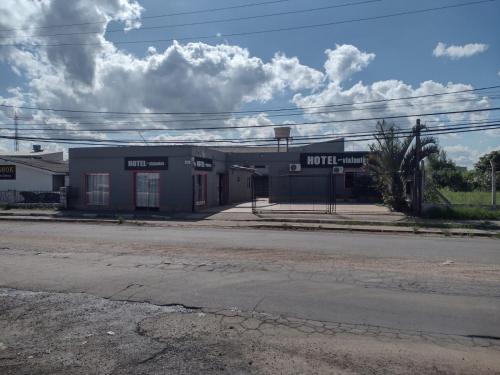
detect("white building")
(0, 151), (68, 203)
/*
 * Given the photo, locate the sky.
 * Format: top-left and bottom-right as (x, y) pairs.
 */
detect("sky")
(0, 0), (499, 167)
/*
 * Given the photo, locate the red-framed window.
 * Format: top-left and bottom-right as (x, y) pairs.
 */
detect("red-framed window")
(134, 172), (160, 208)
(85, 173), (110, 206)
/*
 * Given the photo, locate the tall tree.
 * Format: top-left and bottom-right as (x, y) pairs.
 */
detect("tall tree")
(426, 150), (470, 191)
(473, 150), (500, 190)
(368, 121), (438, 212)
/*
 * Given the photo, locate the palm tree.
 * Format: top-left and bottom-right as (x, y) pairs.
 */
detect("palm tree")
(368, 121), (438, 212)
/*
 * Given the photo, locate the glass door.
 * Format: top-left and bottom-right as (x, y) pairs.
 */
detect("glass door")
(135, 173), (160, 209)
(194, 173), (207, 207)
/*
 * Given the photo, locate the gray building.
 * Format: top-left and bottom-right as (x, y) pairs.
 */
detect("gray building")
(68, 138), (375, 213)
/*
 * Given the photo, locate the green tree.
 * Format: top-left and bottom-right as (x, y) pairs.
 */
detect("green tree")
(426, 150), (471, 191)
(368, 121), (438, 212)
(473, 150), (500, 190)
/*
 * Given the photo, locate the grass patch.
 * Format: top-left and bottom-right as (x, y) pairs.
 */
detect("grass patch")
(440, 188), (500, 205)
(423, 206), (500, 220)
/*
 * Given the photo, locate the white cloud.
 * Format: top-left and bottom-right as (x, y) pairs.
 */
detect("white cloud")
(443, 145), (478, 167)
(0, 2), (495, 166)
(292, 45), (491, 153)
(268, 53), (324, 92)
(443, 144), (500, 168)
(293, 79), (489, 133)
(0, 0), (143, 86)
(0, 0), (323, 133)
(324, 44), (375, 84)
(433, 42), (489, 60)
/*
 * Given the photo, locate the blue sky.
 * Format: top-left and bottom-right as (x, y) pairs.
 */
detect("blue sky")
(0, 0), (498, 167)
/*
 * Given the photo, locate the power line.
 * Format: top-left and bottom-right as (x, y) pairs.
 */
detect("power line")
(4, 96), (498, 130)
(1, 0), (381, 39)
(1, 85), (498, 116)
(2, 121), (499, 146)
(244, 123), (500, 147)
(0, 0), (294, 33)
(5, 93), (498, 127)
(4, 118), (500, 134)
(1, 0), (496, 48)
(5, 124), (500, 149)
(3, 106), (498, 133)
(247, 123), (500, 146)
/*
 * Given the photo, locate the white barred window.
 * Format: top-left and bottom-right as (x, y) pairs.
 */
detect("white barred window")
(86, 173), (110, 206)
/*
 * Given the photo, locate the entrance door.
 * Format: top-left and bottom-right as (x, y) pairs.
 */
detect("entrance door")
(135, 172), (160, 209)
(193, 173), (208, 209)
(218, 173), (227, 205)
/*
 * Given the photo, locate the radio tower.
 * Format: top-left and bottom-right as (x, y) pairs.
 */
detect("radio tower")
(14, 110), (19, 152)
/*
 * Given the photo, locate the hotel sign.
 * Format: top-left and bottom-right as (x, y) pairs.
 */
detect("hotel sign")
(124, 157), (168, 170)
(194, 157), (213, 171)
(300, 152), (368, 169)
(0, 165), (16, 180)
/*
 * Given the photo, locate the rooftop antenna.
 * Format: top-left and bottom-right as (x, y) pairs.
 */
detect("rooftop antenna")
(274, 126), (291, 152)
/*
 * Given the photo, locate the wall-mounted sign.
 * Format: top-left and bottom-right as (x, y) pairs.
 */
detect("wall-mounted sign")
(0, 165), (16, 180)
(124, 157), (168, 170)
(194, 157), (213, 171)
(300, 152), (368, 168)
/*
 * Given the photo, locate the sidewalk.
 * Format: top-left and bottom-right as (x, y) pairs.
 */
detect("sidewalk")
(0, 207), (499, 237)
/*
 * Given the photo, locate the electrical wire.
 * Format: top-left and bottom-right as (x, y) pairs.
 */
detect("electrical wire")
(4, 93), (499, 128)
(3, 117), (499, 134)
(1, 121), (498, 146)
(0, 1), (381, 39)
(0, 0), (295, 33)
(1, 85), (498, 116)
(1, 0), (496, 48)
(4, 106), (499, 134)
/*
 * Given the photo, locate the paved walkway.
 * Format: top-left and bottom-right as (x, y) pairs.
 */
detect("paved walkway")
(200, 199), (398, 215)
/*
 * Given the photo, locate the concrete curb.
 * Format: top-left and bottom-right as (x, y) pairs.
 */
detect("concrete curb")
(0, 215), (498, 238)
(255, 217), (500, 231)
(1, 211), (497, 231)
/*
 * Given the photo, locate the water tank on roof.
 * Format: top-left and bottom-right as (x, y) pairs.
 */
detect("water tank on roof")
(274, 127), (291, 139)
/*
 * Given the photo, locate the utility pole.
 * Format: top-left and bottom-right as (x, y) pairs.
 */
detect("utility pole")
(14, 110), (19, 152)
(420, 160), (425, 209)
(414, 119), (422, 215)
(491, 159), (497, 209)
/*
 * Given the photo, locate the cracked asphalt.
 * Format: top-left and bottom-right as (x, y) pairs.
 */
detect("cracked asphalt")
(1, 221), (500, 374)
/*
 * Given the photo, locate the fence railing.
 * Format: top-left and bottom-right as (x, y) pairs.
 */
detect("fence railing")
(252, 174), (334, 214)
(0, 190), (61, 204)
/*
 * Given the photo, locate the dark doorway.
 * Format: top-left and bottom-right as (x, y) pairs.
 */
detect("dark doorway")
(253, 175), (269, 198)
(218, 173), (228, 205)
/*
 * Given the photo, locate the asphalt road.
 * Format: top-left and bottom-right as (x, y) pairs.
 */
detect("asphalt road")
(1, 221), (499, 337)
